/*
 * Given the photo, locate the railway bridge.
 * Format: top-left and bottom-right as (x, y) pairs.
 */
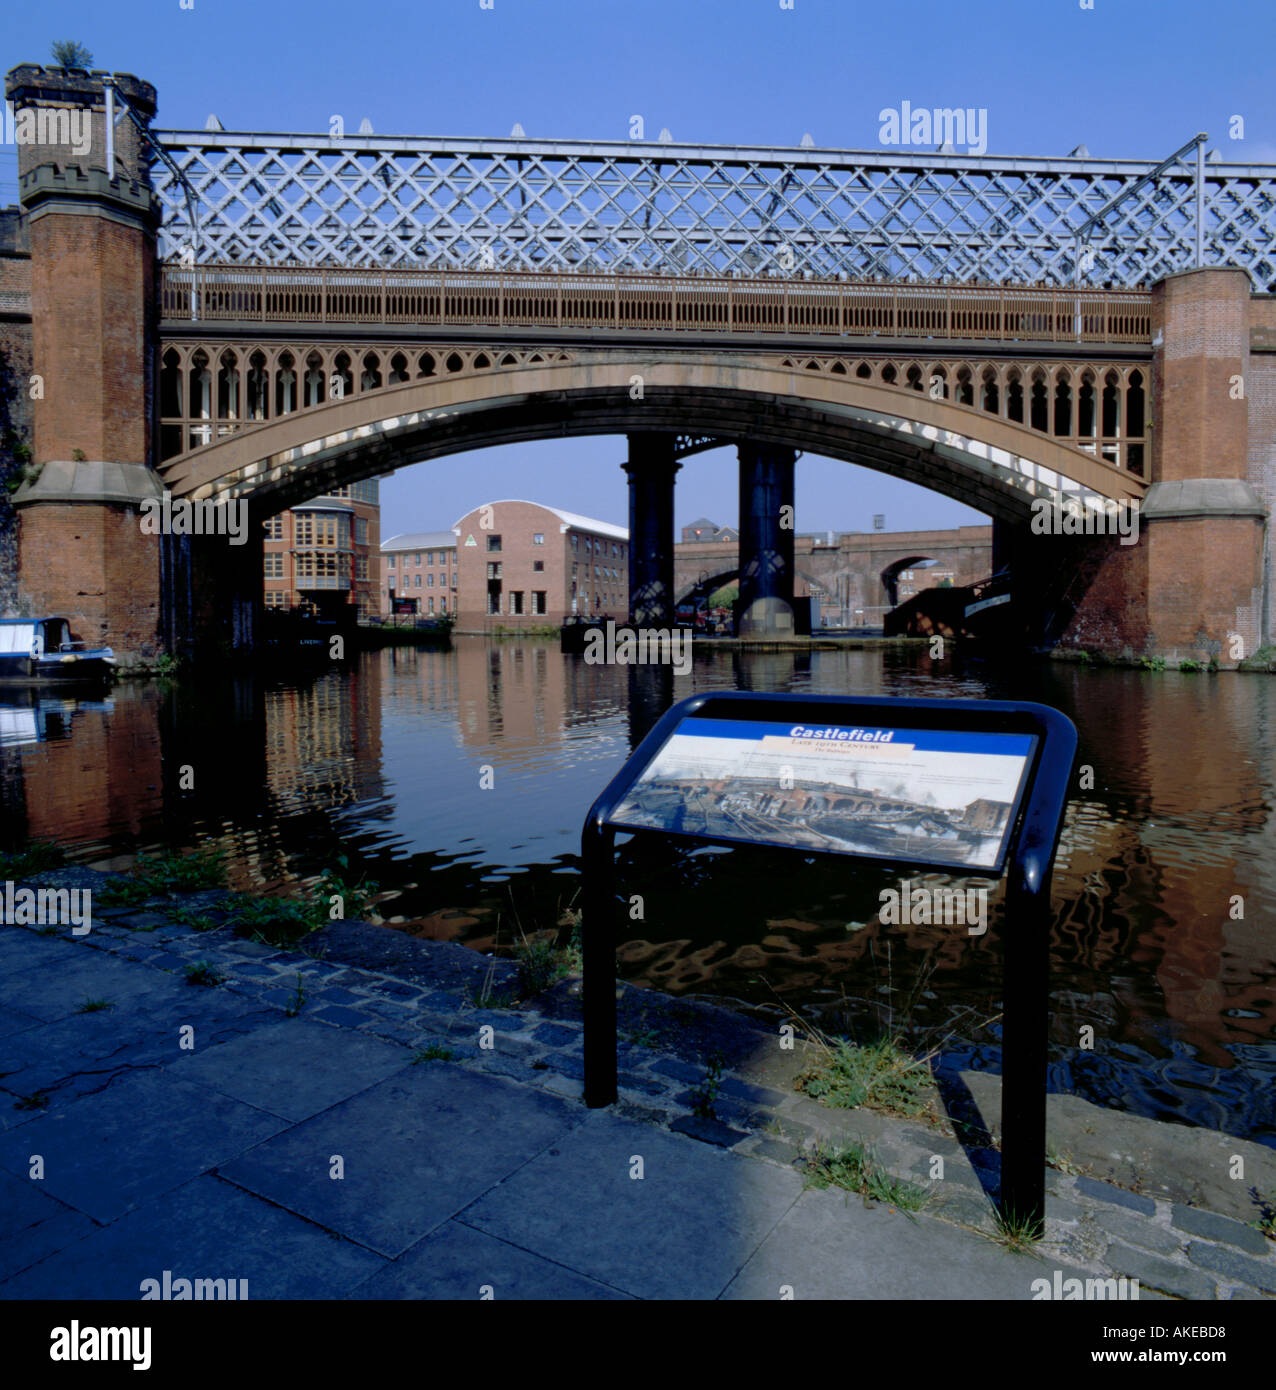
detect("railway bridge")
(2, 62), (1274, 661)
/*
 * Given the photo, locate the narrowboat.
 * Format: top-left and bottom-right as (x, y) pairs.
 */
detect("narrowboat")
(0, 618), (116, 684)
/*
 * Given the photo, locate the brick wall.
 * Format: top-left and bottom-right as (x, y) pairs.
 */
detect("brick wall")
(0, 211), (33, 615)
(27, 210), (152, 465)
(1247, 333), (1276, 648)
(17, 502), (160, 654)
(1151, 268), (1251, 484)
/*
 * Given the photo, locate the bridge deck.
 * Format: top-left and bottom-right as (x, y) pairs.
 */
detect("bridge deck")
(161, 266), (1152, 346)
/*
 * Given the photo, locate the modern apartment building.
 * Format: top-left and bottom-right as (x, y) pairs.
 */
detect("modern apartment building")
(381, 531), (459, 617)
(262, 479), (381, 621)
(452, 500), (628, 630)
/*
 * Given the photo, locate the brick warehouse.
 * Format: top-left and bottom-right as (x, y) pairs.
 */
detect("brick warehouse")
(380, 530), (458, 617)
(452, 501), (629, 631)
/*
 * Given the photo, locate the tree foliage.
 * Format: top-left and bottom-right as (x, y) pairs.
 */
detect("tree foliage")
(50, 40), (94, 69)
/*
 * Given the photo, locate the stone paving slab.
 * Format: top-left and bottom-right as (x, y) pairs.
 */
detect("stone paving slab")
(0, 993), (283, 1107)
(721, 1184), (1059, 1300)
(1, 1176), (385, 1299)
(0, 1005), (42, 1041)
(0, 930), (83, 975)
(172, 1020), (415, 1122)
(0, 1168), (99, 1282)
(349, 1220), (632, 1300)
(0, 1070), (289, 1224)
(217, 1066), (582, 1258)
(459, 1109), (806, 1300)
(0, 948), (188, 1023)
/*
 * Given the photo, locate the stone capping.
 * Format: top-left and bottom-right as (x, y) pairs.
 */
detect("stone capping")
(4, 64), (157, 115)
(18, 164), (160, 224)
(1155, 264), (1255, 291)
(11, 459), (165, 506)
(1140, 478), (1269, 521)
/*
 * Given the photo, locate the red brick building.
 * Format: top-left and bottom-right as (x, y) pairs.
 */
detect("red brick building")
(262, 478), (381, 621)
(452, 500), (628, 630)
(380, 530), (458, 617)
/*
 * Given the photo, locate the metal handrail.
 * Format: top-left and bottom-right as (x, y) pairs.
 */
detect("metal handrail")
(159, 263), (1152, 344)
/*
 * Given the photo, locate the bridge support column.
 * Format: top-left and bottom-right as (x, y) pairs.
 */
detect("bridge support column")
(161, 529), (262, 663)
(624, 432), (680, 627)
(6, 63), (164, 666)
(736, 442), (796, 637)
(1060, 268), (1266, 664)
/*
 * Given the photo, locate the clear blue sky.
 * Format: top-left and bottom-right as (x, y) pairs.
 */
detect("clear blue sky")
(4, 0), (1273, 535)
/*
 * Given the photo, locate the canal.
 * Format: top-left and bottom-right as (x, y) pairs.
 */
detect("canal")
(2, 638), (1274, 1148)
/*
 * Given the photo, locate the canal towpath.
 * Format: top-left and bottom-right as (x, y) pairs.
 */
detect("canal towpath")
(2, 868), (1275, 1301)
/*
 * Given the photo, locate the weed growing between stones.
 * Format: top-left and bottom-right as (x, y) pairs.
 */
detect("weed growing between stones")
(184, 961), (225, 988)
(284, 973), (306, 1017)
(803, 1140), (929, 1214)
(99, 847), (227, 905)
(796, 1033), (937, 1118)
(991, 1204), (1043, 1252)
(1250, 1187), (1276, 1241)
(688, 1051), (726, 1118)
(0, 840), (66, 878)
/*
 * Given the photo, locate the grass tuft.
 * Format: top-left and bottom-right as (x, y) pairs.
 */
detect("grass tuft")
(803, 1141), (929, 1214)
(0, 840), (67, 879)
(184, 960), (225, 988)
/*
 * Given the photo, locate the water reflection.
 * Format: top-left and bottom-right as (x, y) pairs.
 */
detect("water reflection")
(0, 640), (1272, 1146)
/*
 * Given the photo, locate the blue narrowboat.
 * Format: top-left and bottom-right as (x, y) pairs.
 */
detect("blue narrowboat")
(0, 617), (116, 684)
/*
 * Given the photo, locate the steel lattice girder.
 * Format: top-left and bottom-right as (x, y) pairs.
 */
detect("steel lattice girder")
(151, 132), (1276, 289)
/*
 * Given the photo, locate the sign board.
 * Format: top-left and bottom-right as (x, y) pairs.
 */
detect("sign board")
(608, 715), (1036, 873)
(580, 690), (1077, 1232)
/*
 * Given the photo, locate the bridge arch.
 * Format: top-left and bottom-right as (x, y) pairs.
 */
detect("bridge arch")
(159, 353), (1147, 523)
(673, 565), (823, 607)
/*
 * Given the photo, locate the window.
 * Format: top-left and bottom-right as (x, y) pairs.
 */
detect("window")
(386, 554), (395, 568)
(612, 543), (619, 556)
(264, 554), (284, 579)
(356, 555), (369, 581)
(354, 518), (368, 544)
(414, 574), (421, 587)
(509, 591), (524, 615)
(532, 591), (547, 615)
(413, 552), (421, 565)
(427, 597), (435, 614)
(487, 534), (502, 552)
(440, 595), (447, 612)
(532, 533), (544, 545)
(427, 551), (434, 565)
(452, 572), (458, 586)
(571, 536), (579, 552)
(532, 560), (544, 572)
(427, 573), (434, 587)
(487, 562), (502, 579)
(263, 516), (283, 539)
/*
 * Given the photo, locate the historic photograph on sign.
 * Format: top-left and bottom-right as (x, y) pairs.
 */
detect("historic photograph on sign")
(610, 717), (1036, 870)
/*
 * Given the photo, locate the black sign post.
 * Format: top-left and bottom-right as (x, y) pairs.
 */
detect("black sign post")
(581, 690), (1075, 1234)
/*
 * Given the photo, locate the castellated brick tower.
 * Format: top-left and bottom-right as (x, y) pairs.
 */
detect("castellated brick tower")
(6, 63), (163, 664)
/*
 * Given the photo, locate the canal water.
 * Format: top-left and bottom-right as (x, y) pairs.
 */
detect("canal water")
(3, 638), (1274, 1148)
